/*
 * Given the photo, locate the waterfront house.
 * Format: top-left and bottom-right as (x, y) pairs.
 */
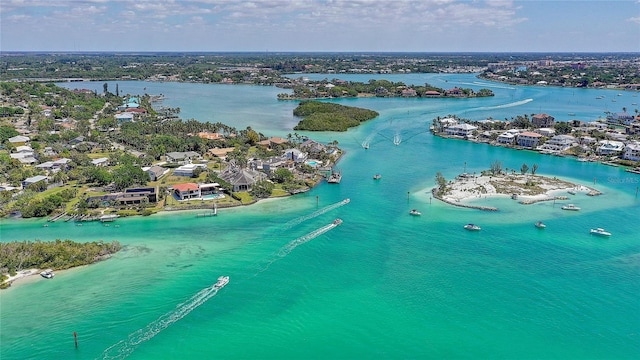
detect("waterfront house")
(596, 140), (625, 156)
(199, 183), (220, 197)
(516, 132), (543, 148)
(424, 91), (442, 98)
(606, 112), (634, 126)
(532, 114), (556, 128)
(166, 151), (202, 165)
(172, 183), (200, 200)
(117, 187), (158, 205)
(623, 142), (640, 161)
(401, 88), (417, 97)
(497, 132), (516, 145)
(537, 135), (576, 152)
(445, 123), (478, 137)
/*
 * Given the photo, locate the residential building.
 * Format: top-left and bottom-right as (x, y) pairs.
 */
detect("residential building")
(8, 135), (29, 146)
(91, 157), (109, 167)
(532, 113), (555, 128)
(172, 183), (201, 200)
(173, 163), (207, 177)
(623, 142), (640, 161)
(219, 167), (266, 192)
(445, 123), (478, 137)
(537, 127), (555, 137)
(597, 140), (625, 156)
(497, 132), (516, 144)
(144, 165), (167, 181)
(166, 151), (202, 164)
(284, 148), (307, 162)
(22, 175), (48, 189)
(516, 132), (543, 148)
(538, 135), (576, 152)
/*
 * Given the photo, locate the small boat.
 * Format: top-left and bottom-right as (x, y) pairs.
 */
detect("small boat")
(213, 276), (229, 289)
(40, 269), (54, 279)
(373, 174), (382, 180)
(568, 113), (576, 116)
(561, 204), (581, 211)
(333, 218), (343, 226)
(327, 169), (342, 184)
(464, 223), (481, 231)
(409, 209), (421, 216)
(568, 190), (576, 195)
(590, 228), (611, 237)
(534, 221), (546, 229)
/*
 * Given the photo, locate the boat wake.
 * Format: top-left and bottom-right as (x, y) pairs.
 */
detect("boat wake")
(282, 198), (349, 230)
(257, 219), (342, 274)
(466, 98), (533, 112)
(100, 283), (221, 360)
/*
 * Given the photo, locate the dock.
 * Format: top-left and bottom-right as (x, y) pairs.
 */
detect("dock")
(99, 214), (119, 222)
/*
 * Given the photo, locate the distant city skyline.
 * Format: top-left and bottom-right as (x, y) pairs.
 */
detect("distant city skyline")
(1, 0), (639, 53)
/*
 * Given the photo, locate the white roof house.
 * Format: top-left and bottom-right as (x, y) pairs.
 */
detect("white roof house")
(497, 132), (516, 144)
(597, 140), (625, 156)
(446, 123), (478, 137)
(623, 142), (640, 161)
(8, 135), (30, 144)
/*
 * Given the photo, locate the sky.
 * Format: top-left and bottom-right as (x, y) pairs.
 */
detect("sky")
(1, 0), (639, 53)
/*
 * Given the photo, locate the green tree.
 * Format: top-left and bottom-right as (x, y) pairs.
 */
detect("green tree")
(272, 168), (294, 183)
(520, 163), (529, 174)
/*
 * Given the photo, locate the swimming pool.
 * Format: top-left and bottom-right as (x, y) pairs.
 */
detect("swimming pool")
(201, 193), (225, 200)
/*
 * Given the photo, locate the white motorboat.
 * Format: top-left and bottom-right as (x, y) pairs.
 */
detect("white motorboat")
(213, 276), (229, 289)
(409, 209), (421, 216)
(40, 269), (54, 279)
(333, 218), (343, 226)
(590, 228), (611, 237)
(464, 224), (481, 231)
(535, 221), (546, 229)
(373, 174), (382, 180)
(561, 204), (580, 211)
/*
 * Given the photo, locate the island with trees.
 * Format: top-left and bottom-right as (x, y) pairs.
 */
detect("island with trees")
(292, 100), (379, 131)
(432, 161), (601, 212)
(278, 79), (494, 100)
(0, 239), (122, 289)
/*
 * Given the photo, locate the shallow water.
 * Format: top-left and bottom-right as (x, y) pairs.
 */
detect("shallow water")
(1, 74), (638, 359)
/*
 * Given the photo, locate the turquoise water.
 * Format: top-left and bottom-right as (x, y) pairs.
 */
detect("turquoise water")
(1, 75), (639, 359)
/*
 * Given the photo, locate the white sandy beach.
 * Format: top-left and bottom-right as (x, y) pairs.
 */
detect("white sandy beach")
(440, 173), (594, 203)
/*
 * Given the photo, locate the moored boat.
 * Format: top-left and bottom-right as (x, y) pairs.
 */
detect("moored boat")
(535, 221), (546, 229)
(464, 223), (481, 231)
(590, 228), (611, 236)
(409, 209), (421, 216)
(213, 276), (229, 289)
(561, 204), (580, 211)
(40, 269), (54, 279)
(373, 174), (381, 180)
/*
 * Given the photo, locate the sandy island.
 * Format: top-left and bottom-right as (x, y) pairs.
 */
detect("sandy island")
(433, 172), (601, 211)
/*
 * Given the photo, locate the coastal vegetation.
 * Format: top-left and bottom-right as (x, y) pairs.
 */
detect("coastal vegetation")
(0, 239), (122, 289)
(278, 79), (494, 100)
(292, 101), (379, 131)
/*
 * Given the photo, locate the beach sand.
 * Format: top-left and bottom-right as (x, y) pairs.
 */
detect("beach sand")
(440, 173), (591, 203)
